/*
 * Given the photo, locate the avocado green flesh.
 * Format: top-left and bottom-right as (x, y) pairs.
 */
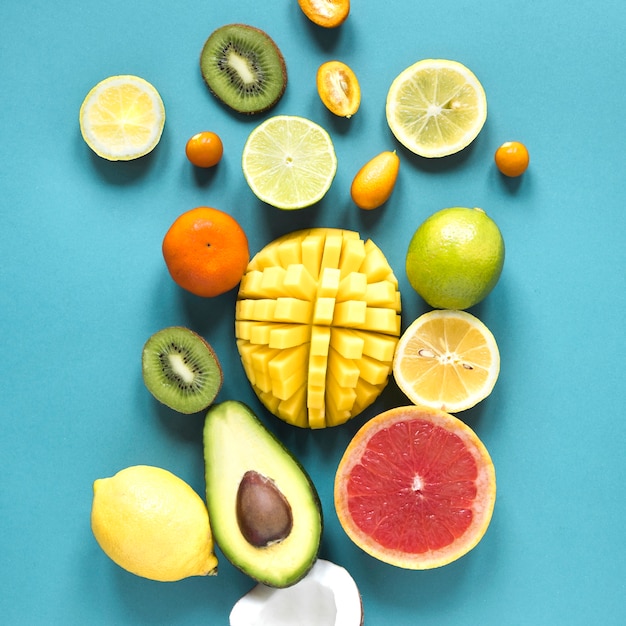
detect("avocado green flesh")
(203, 400), (322, 588)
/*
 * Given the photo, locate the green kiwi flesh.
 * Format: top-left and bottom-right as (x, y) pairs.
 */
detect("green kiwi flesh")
(200, 23), (287, 114)
(142, 326), (223, 414)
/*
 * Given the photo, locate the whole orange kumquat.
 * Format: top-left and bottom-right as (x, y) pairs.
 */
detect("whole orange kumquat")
(185, 131), (223, 168)
(494, 141), (529, 177)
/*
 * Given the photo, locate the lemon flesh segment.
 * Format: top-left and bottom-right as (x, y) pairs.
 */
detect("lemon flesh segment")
(392, 310), (500, 413)
(386, 59), (486, 158)
(242, 115), (338, 210)
(79, 75), (165, 161)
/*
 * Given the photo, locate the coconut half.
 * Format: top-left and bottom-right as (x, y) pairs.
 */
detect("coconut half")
(229, 559), (363, 626)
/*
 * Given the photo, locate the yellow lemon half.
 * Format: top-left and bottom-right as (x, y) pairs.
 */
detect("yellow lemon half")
(386, 59), (486, 158)
(79, 75), (165, 161)
(392, 309), (500, 413)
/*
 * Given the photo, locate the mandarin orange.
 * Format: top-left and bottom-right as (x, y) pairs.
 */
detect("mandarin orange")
(162, 207), (249, 298)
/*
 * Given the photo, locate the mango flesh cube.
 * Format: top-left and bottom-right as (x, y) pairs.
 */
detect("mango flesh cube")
(259, 266), (287, 298)
(274, 298), (312, 324)
(283, 264), (317, 300)
(337, 272), (367, 301)
(339, 238), (366, 278)
(329, 328), (364, 360)
(313, 297), (336, 325)
(236, 228), (401, 428)
(301, 233), (325, 278)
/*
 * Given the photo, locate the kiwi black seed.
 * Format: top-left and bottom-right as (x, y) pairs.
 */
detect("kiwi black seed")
(142, 326), (223, 414)
(200, 23), (287, 115)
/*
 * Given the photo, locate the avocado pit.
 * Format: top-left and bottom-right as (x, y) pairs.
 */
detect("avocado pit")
(237, 470), (293, 547)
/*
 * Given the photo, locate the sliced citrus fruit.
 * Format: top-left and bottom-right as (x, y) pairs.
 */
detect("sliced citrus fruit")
(334, 405), (496, 569)
(317, 60), (361, 118)
(79, 75), (165, 161)
(242, 116), (337, 210)
(385, 59), (487, 158)
(298, 0), (350, 28)
(392, 310), (500, 413)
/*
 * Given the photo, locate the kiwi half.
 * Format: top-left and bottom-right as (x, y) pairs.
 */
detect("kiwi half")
(142, 326), (223, 414)
(200, 23), (287, 114)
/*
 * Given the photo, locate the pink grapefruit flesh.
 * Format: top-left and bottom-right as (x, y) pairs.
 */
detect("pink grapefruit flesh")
(334, 405), (496, 569)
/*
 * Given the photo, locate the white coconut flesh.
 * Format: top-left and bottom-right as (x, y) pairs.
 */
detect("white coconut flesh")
(229, 559), (363, 626)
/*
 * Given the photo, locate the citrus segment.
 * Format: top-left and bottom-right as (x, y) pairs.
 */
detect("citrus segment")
(242, 116), (337, 210)
(386, 59), (486, 158)
(393, 310), (500, 413)
(334, 405), (496, 569)
(79, 75), (165, 161)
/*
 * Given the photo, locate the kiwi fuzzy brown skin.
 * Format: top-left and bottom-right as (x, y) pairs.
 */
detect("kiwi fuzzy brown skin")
(141, 326), (223, 414)
(200, 23), (287, 115)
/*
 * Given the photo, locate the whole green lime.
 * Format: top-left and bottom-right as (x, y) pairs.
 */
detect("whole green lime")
(406, 207), (505, 310)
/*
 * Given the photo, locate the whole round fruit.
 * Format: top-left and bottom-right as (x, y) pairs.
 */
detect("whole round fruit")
(162, 207), (249, 298)
(91, 465), (218, 581)
(406, 207), (504, 310)
(350, 151), (400, 210)
(494, 141), (529, 177)
(185, 131), (223, 168)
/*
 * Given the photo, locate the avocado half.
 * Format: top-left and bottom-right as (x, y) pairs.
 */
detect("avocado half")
(203, 400), (323, 588)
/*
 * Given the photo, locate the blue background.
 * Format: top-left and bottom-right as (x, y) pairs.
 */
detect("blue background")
(2, 1), (625, 624)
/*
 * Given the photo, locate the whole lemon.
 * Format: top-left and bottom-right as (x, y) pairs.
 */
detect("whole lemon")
(91, 465), (218, 582)
(406, 207), (504, 310)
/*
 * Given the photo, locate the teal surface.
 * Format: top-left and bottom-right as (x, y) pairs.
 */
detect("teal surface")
(2, 1), (625, 624)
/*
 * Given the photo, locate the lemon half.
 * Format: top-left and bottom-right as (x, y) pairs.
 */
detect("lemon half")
(386, 59), (487, 158)
(79, 75), (165, 161)
(392, 310), (500, 413)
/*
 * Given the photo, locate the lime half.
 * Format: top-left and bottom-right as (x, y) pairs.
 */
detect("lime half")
(386, 59), (487, 158)
(242, 115), (337, 210)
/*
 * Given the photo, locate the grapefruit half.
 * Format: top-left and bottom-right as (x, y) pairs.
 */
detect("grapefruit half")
(334, 405), (496, 569)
